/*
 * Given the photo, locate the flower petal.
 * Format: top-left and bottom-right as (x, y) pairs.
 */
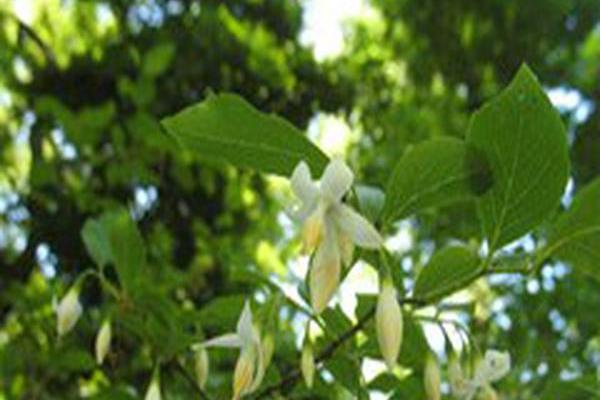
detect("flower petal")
(291, 161), (318, 204)
(320, 158), (353, 202)
(333, 204), (383, 249)
(309, 222), (341, 313)
(201, 333), (242, 348)
(237, 301), (255, 348)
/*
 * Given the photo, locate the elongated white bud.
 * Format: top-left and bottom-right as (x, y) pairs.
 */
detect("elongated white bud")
(95, 319), (112, 365)
(56, 286), (82, 337)
(144, 374), (161, 400)
(232, 347), (255, 400)
(376, 279), (403, 370)
(195, 347), (209, 390)
(424, 353), (441, 400)
(301, 342), (315, 388)
(261, 334), (275, 368)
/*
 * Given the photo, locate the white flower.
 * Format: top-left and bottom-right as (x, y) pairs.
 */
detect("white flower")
(55, 286), (83, 337)
(198, 301), (265, 399)
(195, 347), (209, 390)
(95, 319), (112, 365)
(375, 278), (403, 370)
(424, 353), (441, 400)
(144, 374), (161, 400)
(473, 350), (511, 386)
(451, 349), (511, 400)
(301, 341), (315, 388)
(290, 159), (383, 313)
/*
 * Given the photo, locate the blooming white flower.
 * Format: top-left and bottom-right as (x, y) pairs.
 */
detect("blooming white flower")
(375, 278), (403, 370)
(301, 341), (315, 388)
(55, 286), (83, 337)
(473, 350), (511, 386)
(95, 319), (112, 365)
(424, 353), (441, 400)
(450, 349), (511, 400)
(197, 301), (265, 399)
(144, 373), (161, 400)
(290, 159), (383, 313)
(194, 347), (209, 390)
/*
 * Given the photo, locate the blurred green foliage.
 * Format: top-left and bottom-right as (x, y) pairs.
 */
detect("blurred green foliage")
(1, 0), (600, 399)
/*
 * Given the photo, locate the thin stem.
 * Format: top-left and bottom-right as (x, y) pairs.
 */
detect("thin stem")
(171, 360), (212, 400)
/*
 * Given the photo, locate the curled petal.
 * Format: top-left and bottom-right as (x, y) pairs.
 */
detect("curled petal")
(291, 161), (319, 205)
(248, 338), (265, 393)
(337, 231), (355, 266)
(376, 280), (403, 370)
(309, 223), (341, 313)
(237, 301), (255, 348)
(201, 333), (242, 349)
(232, 348), (255, 400)
(320, 158), (353, 203)
(333, 204), (383, 249)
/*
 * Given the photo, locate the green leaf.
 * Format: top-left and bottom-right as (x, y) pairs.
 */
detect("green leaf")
(106, 210), (146, 291)
(81, 219), (111, 269)
(545, 178), (600, 280)
(81, 209), (146, 291)
(466, 65), (569, 250)
(161, 93), (329, 176)
(382, 137), (491, 224)
(413, 246), (482, 301)
(142, 43), (176, 77)
(355, 184), (385, 223)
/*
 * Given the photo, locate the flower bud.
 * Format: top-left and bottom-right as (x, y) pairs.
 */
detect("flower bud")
(144, 373), (161, 400)
(301, 342), (315, 388)
(56, 286), (82, 337)
(95, 319), (112, 365)
(375, 279), (403, 370)
(233, 347), (255, 400)
(424, 353), (441, 400)
(195, 347), (209, 390)
(261, 334), (275, 368)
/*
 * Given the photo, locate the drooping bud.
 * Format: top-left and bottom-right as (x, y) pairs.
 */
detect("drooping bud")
(144, 373), (161, 400)
(232, 347), (255, 400)
(301, 342), (315, 388)
(95, 319), (112, 365)
(424, 353), (441, 400)
(375, 278), (403, 370)
(56, 286), (83, 337)
(194, 347), (209, 390)
(261, 334), (275, 368)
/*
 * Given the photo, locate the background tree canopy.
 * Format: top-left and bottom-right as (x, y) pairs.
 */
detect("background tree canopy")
(1, 0), (599, 399)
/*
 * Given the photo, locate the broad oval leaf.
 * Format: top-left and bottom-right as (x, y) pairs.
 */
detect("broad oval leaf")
(81, 218), (111, 269)
(466, 65), (570, 250)
(413, 246), (482, 302)
(161, 93), (329, 176)
(382, 137), (491, 225)
(544, 178), (600, 280)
